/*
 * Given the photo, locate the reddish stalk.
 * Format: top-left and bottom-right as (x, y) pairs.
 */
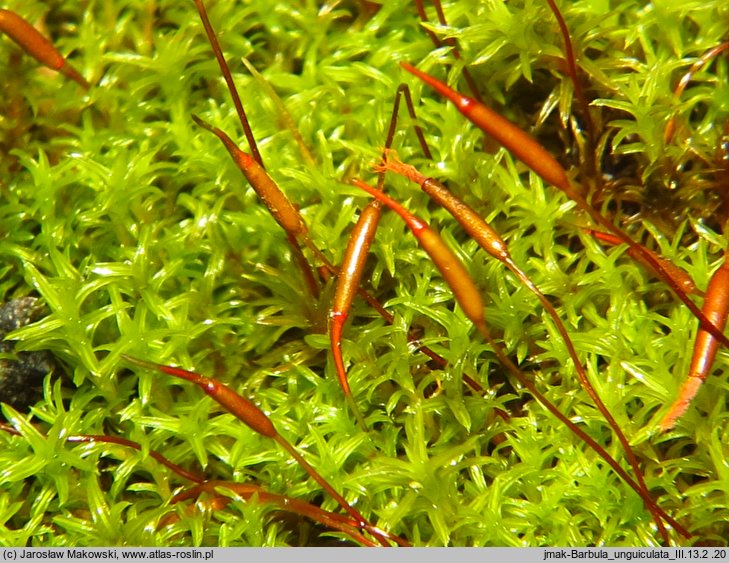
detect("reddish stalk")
(544, 0), (594, 139)
(122, 355), (399, 546)
(352, 179), (689, 542)
(413, 0), (483, 104)
(193, 0), (263, 167)
(664, 42), (729, 143)
(378, 152), (673, 541)
(400, 61), (729, 351)
(0, 423), (204, 483)
(0, 423), (393, 546)
(172, 481), (385, 547)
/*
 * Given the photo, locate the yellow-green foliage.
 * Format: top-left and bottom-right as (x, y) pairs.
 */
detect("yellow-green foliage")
(0, 0), (727, 547)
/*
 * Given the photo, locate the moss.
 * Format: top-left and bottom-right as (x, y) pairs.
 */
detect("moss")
(0, 0), (727, 548)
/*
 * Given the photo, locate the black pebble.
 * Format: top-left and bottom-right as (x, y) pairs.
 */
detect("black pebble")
(0, 297), (56, 413)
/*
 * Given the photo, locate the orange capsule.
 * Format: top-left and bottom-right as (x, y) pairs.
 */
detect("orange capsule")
(400, 62), (571, 192)
(401, 63), (729, 349)
(352, 179), (487, 329)
(123, 355), (276, 438)
(0, 9), (89, 88)
(122, 354), (389, 544)
(329, 201), (382, 431)
(347, 178), (685, 538)
(659, 255), (729, 430)
(585, 228), (702, 297)
(191, 115), (307, 238)
(378, 153), (665, 538)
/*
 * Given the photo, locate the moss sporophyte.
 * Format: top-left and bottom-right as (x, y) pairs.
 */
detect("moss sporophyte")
(0, 0), (728, 547)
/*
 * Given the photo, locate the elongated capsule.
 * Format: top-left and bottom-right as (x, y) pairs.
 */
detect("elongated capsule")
(585, 228), (702, 297)
(191, 115), (319, 299)
(122, 354), (384, 542)
(327, 83), (437, 425)
(659, 256), (729, 430)
(400, 62), (570, 192)
(191, 114), (307, 238)
(329, 202), (382, 431)
(385, 155), (667, 533)
(370, 154), (683, 541)
(330, 203), (382, 346)
(401, 65), (729, 350)
(0, 9), (90, 89)
(352, 179), (486, 328)
(378, 151), (512, 264)
(345, 166), (484, 394)
(122, 355), (276, 438)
